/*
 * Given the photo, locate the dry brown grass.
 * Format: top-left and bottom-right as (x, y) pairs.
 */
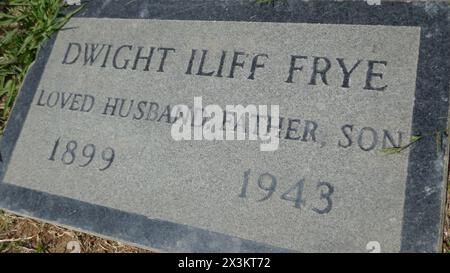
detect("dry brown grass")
(0, 210), (150, 253)
(444, 177), (450, 253)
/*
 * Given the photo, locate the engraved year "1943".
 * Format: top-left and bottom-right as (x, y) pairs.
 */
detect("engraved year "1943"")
(239, 169), (334, 214)
(48, 137), (115, 171)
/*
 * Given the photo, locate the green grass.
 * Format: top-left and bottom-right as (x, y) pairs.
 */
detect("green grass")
(0, 209), (12, 232)
(0, 0), (83, 133)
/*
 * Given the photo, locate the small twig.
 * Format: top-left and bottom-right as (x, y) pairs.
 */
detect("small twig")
(382, 128), (449, 155)
(0, 236), (33, 243)
(381, 135), (423, 155)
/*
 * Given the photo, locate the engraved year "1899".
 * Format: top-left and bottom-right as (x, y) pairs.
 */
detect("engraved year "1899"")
(239, 169), (334, 214)
(48, 137), (115, 171)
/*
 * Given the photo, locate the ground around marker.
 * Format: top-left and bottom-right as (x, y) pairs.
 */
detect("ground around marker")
(0, 0), (449, 252)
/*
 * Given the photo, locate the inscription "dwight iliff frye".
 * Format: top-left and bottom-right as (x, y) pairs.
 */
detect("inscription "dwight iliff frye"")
(61, 42), (389, 91)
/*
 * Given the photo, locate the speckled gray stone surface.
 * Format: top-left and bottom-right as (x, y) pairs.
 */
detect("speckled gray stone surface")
(0, 0), (448, 253)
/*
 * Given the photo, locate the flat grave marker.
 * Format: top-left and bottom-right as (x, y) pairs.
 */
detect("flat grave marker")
(0, 0), (449, 252)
